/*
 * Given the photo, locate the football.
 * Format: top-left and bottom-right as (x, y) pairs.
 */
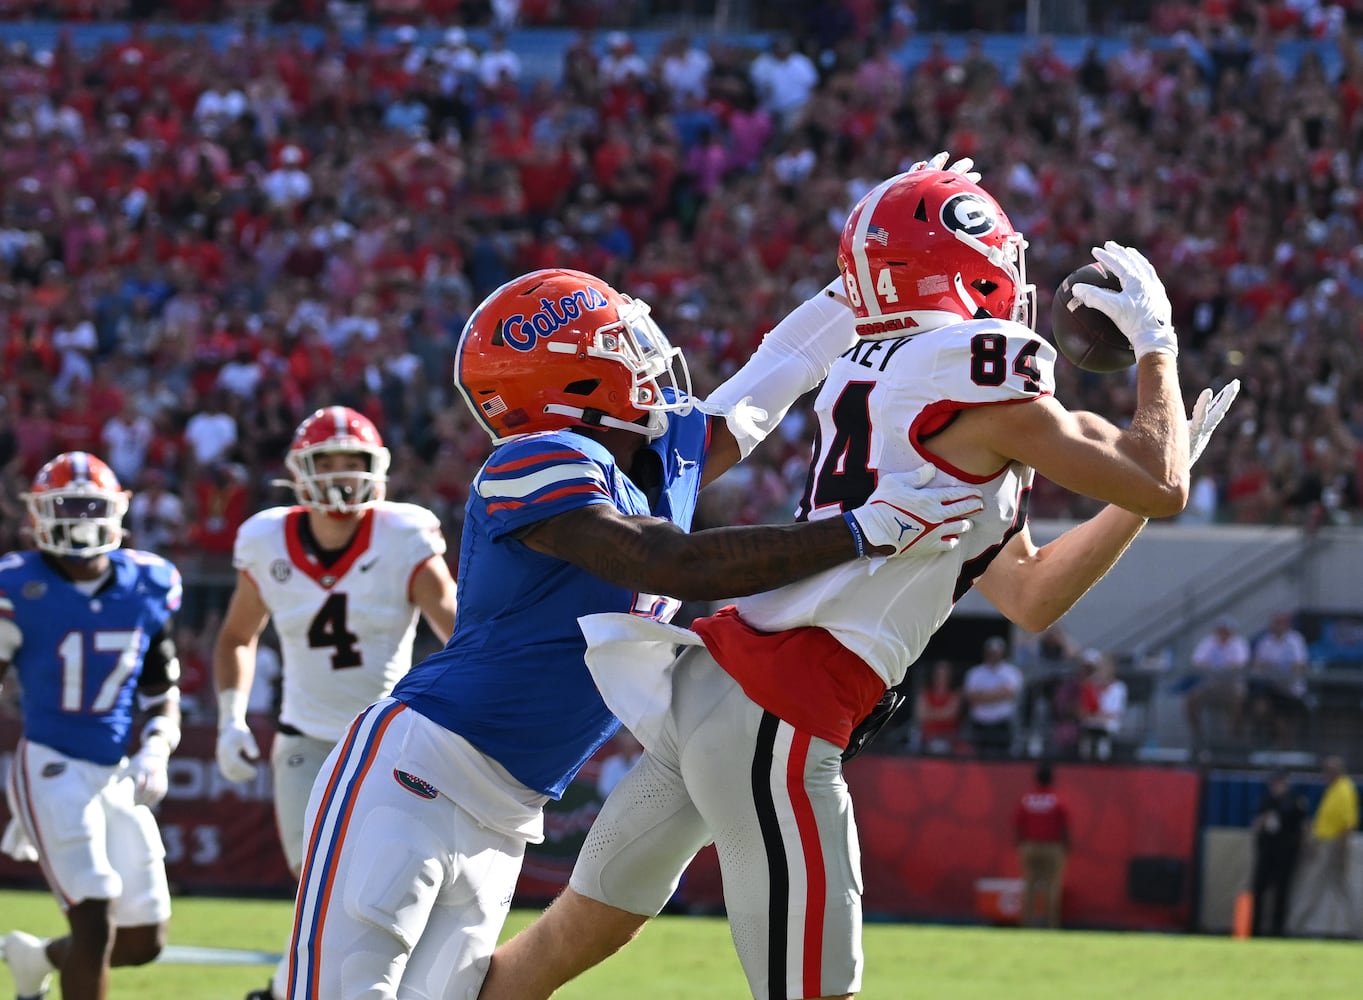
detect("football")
(1049, 262), (1136, 373)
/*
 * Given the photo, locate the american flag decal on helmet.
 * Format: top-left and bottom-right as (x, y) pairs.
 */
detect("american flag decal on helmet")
(866, 224), (890, 245)
(481, 395), (508, 417)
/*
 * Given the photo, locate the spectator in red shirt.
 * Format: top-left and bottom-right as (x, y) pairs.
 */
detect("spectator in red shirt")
(1014, 762), (1071, 929)
(914, 659), (962, 755)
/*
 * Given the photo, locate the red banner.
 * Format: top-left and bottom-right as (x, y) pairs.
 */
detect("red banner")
(0, 720), (292, 891)
(675, 757), (1201, 930)
(1, 722), (1200, 931)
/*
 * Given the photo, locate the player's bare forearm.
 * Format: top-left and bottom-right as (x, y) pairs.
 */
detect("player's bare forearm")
(1125, 353), (1189, 508)
(976, 508), (1148, 633)
(520, 505), (859, 601)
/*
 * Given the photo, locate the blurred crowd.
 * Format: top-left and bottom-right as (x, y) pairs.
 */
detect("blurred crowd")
(1, 1), (1362, 584)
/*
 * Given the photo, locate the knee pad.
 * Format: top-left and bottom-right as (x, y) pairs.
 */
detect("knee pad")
(342, 807), (446, 952)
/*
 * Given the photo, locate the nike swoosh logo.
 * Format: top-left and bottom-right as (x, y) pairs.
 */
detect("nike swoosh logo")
(358, 559), (378, 572)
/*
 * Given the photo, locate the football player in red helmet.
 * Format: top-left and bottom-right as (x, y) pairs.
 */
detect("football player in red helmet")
(3, 452), (183, 1000)
(214, 406), (460, 1000)
(278, 406), (391, 514)
(837, 166), (1035, 337)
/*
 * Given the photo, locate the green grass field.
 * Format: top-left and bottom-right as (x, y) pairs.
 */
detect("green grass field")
(1, 888), (1358, 998)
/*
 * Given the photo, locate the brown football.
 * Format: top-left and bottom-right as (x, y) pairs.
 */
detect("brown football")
(1050, 262), (1136, 373)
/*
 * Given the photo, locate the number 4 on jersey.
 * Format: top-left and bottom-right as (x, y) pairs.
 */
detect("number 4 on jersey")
(308, 593), (362, 669)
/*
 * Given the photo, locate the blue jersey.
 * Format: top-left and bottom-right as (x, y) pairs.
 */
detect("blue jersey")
(0, 549), (182, 765)
(394, 408), (711, 797)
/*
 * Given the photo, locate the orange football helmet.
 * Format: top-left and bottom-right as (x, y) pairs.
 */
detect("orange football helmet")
(279, 406), (390, 513)
(23, 452), (130, 557)
(454, 268), (692, 443)
(838, 169), (1034, 337)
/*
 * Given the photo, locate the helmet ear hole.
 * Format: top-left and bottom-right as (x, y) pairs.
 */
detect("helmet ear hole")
(563, 379), (602, 396)
(972, 279), (999, 296)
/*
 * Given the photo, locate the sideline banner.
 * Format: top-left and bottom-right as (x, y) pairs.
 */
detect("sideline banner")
(2, 722), (1199, 930)
(0, 720), (631, 899)
(675, 756), (1201, 930)
(1, 721), (291, 891)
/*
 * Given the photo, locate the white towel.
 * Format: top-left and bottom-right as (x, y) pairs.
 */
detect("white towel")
(578, 613), (706, 754)
(1, 817), (38, 863)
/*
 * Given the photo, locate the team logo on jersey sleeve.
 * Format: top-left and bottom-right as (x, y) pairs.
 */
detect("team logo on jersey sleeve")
(22, 581), (45, 600)
(270, 560), (292, 583)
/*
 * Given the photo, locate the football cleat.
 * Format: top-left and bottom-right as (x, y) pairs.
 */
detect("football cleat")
(1, 930), (54, 1000)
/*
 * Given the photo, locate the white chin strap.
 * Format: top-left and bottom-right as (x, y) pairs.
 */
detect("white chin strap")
(543, 404), (665, 440)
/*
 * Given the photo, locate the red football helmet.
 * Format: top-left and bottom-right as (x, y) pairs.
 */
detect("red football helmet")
(23, 452), (130, 557)
(837, 169), (1035, 337)
(279, 407), (390, 513)
(454, 268), (692, 444)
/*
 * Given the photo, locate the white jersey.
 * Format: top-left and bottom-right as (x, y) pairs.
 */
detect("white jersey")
(234, 501), (446, 741)
(735, 317), (1055, 688)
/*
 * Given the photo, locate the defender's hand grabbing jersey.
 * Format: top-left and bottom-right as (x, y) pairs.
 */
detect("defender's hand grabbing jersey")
(232, 501), (445, 742)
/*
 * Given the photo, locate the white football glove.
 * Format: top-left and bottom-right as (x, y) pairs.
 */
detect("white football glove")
(216, 720), (260, 783)
(1070, 241), (1178, 360)
(847, 465), (985, 557)
(1188, 379), (1241, 467)
(128, 735), (172, 808)
(907, 150), (981, 182)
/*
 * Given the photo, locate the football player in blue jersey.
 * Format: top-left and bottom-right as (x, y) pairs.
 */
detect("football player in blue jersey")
(0, 452), (184, 1000)
(281, 266), (987, 1000)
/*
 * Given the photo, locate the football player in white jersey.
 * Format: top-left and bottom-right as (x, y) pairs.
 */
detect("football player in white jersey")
(478, 161), (1241, 1000)
(211, 406), (458, 1000)
(1, 452), (184, 1000)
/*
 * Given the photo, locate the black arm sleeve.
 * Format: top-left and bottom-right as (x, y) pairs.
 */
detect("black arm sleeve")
(137, 618), (182, 692)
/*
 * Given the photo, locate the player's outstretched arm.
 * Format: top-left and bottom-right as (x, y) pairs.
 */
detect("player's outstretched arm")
(698, 275), (856, 487)
(974, 381), (1239, 633)
(212, 571), (271, 782)
(519, 468), (983, 601)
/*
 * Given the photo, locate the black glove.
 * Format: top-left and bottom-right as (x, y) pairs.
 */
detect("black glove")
(842, 686), (909, 762)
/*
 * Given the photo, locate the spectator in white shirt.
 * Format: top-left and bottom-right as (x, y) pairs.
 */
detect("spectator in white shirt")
(600, 32), (648, 86)
(192, 78), (247, 137)
(478, 30), (522, 90)
(51, 301), (98, 405)
(184, 391), (239, 467)
(749, 36), (819, 130)
(261, 145), (313, 210)
(1079, 651), (1128, 761)
(102, 398), (155, 486)
(1185, 615), (1251, 749)
(659, 32), (711, 106)
(964, 636), (1023, 758)
(1247, 611), (1311, 747)
(126, 469), (186, 552)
